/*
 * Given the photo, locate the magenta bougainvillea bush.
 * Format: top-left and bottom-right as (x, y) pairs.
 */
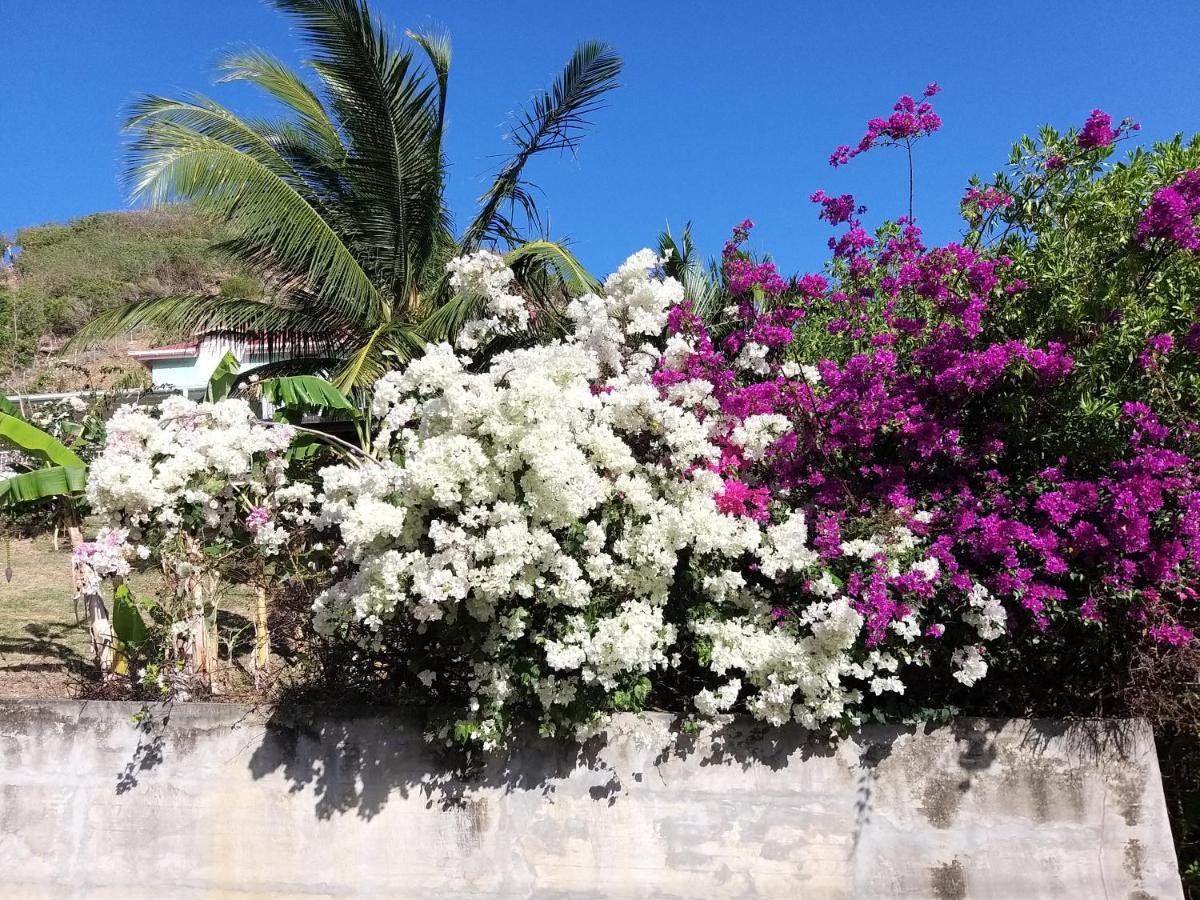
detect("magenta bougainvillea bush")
(286, 97), (1200, 747)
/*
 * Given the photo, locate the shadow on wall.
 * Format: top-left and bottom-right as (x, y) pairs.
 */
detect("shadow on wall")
(233, 705), (1139, 821)
(242, 705), (854, 820)
(105, 699), (1146, 823)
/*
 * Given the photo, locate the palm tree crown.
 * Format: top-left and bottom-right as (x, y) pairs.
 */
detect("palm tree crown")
(75, 0), (620, 390)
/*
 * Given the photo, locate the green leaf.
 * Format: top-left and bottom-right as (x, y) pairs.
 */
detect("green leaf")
(259, 375), (356, 413)
(112, 584), (150, 648)
(285, 433), (328, 461)
(461, 40), (622, 249)
(205, 350), (241, 401)
(0, 414), (86, 468)
(0, 466), (88, 505)
(504, 240), (600, 296)
(0, 396), (26, 421)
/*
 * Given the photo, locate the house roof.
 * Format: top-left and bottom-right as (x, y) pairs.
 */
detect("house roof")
(129, 333), (329, 366)
(128, 341), (200, 361)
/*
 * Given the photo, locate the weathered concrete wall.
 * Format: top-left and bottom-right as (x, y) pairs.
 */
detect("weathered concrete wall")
(0, 701), (1182, 899)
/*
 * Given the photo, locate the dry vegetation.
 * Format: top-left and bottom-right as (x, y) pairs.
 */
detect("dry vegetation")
(0, 536), (263, 699)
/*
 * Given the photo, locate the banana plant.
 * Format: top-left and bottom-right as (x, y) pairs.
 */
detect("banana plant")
(0, 406), (117, 671)
(204, 358), (359, 680)
(0, 409), (89, 501)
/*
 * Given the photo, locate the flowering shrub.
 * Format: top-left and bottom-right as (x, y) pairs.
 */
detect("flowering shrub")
(295, 105), (1200, 748)
(305, 246), (1041, 747)
(963, 110), (1200, 477)
(79, 395), (307, 686)
(86, 396), (298, 553)
(71, 98), (1200, 768)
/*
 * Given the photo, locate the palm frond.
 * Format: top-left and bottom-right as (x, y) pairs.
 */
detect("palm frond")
(216, 49), (346, 162)
(332, 321), (425, 391)
(68, 295), (353, 359)
(505, 239), (600, 296)
(461, 40), (621, 250)
(271, 0), (446, 297)
(126, 115), (388, 325)
(659, 222), (723, 320)
(406, 28), (451, 135)
(420, 240), (597, 345)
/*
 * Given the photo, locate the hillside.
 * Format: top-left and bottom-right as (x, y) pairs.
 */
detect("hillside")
(0, 208), (258, 394)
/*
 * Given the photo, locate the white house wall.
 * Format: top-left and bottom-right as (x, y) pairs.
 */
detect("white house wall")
(144, 339), (292, 391)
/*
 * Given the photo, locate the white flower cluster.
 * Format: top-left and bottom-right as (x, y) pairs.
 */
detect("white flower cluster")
(312, 252), (765, 741)
(565, 249), (682, 374)
(309, 250), (1012, 744)
(447, 250), (530, 351)
(86, 396), (298, 557)
(73, 527), (132, 595)
(311, 330), (758, 740)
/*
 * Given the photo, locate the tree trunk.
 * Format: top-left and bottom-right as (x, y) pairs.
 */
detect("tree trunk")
(67, 515), (115, 676)
(180, 577), (217, 691)
(254, 584), (270, 687)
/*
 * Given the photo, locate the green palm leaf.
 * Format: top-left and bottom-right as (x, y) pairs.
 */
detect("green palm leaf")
(216, 50), (345, 161)
(659, 222), (723, 320)
(461, 41), (621, 250)
(272, 0), (445, 298)
(70, 295), (352, 357)
(126, 116), (387, 324)
(406, 29), (451, 134)
(505, 240), (601, 296)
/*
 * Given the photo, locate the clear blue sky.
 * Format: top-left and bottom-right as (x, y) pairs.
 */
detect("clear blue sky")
(6, 1), (1200, 276)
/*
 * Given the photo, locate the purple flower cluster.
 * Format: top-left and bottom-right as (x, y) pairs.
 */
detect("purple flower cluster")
(1077, 109), (1117, 149)
(1137, 170), (1200, 251)
(810, 190), (864, 226)
(722, 220), (787, 296)
(245, 506), (271, 533)
(650, 211), (1200, 656)
(830, 84), (942, 168)
(1139, 333), (1175, 370)
(961, 186), (1013, 217)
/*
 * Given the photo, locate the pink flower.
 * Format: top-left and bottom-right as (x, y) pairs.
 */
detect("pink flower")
(1148, 623), (1194, 647)
(830, 85), (942, 167)
(245, 506), (271, 533)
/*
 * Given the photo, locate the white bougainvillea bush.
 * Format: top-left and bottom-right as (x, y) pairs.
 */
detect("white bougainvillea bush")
(80, 395), (309, 688)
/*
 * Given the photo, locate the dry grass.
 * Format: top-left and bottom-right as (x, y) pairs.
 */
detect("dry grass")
(0, 535), (90, 697)
(0, 535), (230, 698)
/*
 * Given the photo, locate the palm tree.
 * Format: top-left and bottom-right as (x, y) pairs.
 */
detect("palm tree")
(73, 0), (619, 390)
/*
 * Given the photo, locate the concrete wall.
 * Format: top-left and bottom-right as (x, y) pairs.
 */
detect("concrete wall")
(0, 701), (1182, 899)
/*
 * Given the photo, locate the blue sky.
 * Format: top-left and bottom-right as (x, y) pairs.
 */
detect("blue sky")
(6, 1), (1200, 276)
